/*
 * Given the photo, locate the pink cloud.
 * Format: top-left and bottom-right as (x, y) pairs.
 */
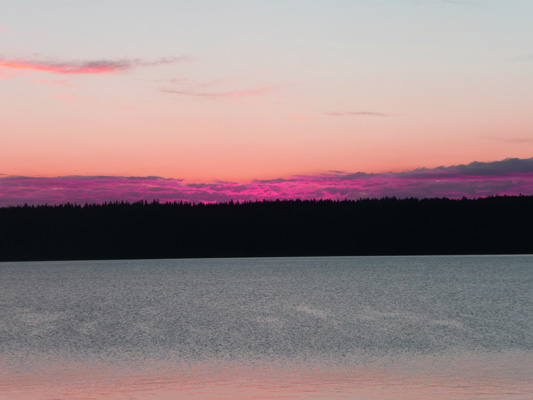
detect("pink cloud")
(0, 56), (187, 75)
(0, 68), (21, 80)
(1, 158), (533, 206)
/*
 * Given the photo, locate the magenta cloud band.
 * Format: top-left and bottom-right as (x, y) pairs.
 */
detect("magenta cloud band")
(1, 158), (532, 207)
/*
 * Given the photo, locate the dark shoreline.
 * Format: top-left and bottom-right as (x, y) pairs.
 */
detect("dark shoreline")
(1, 196), (532, 262)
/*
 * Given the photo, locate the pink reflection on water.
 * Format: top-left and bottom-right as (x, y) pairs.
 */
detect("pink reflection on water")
(1, 352), (531, 400)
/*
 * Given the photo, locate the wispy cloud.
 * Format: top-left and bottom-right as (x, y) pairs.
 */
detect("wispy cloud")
(31, 79), (73, 87)
(324, 111), (390, 117)
(0, 69), (19, 80)
(1, 158), (532, 206)
(484, 135), (533, 144)
(162, 86), (275, 100)
(0, 56), (187, 75)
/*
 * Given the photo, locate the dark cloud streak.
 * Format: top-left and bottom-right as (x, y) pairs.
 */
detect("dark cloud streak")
(162, 86), (274, 99)
(0, 56), (188, 74)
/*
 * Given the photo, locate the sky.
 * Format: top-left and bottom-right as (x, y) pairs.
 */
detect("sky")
(1, 0), (532, 204)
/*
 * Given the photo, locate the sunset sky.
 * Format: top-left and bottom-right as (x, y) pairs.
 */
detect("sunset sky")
(1, 0), (532, 204)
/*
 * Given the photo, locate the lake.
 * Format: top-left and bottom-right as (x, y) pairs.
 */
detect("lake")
(0, 256), (531, 399)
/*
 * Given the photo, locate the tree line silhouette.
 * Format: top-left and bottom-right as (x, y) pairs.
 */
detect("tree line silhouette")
(0, 196), (532, 261)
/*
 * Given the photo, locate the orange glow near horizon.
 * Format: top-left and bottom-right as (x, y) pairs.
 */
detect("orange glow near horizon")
(1, 1), (532, 186)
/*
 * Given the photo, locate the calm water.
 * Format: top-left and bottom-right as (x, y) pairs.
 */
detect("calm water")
(0, 256), (531, 399)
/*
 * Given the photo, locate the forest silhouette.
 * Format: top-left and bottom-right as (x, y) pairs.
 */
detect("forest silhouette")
(1, 196), (532, 261)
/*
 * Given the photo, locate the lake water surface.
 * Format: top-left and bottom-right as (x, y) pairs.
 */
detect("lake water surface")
(1, 256), (531, 399)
